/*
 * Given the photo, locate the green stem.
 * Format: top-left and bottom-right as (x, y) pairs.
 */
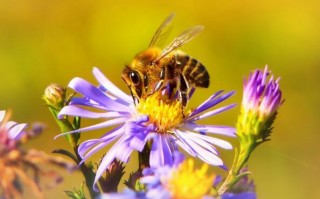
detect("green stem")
(138, 141), (151, 171)
(73, 145), (98, 199)
(218, 140), (255, 196)
(49, 108), (78, 145)
(48, 107), (98, 199)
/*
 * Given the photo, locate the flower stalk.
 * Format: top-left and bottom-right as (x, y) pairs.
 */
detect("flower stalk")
(218, 140), (253, 195)
(43, 83), (80, 146)
(43, 83), (98, 199)
(138, 142), (151, 171)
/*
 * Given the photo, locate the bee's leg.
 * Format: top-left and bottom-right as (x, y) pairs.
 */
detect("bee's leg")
(151, 67), (166, 94)
(154, 80), (164, 92)
(178, 74), (189, 107)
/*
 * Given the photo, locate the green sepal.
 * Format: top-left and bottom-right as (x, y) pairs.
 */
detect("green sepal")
(124, 170), (144, 191)
(64, 183), (86, 199)
(231, 171), (251, 188)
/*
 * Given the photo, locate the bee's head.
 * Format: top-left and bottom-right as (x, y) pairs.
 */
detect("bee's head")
(122, 65), (147, 100)
(122, 48), (161, 102)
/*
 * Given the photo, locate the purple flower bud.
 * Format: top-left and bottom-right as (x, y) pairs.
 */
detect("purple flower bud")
(237, 66), (283, 144)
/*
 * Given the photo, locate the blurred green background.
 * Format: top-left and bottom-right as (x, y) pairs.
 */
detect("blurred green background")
(0, 0), (319, 198)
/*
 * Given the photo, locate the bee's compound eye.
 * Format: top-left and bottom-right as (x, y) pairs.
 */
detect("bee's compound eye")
(129, 71), (140, 85)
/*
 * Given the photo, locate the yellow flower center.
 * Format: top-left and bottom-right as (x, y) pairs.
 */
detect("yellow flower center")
(166, 159), (215, 199)
(136, 92), (187, 134)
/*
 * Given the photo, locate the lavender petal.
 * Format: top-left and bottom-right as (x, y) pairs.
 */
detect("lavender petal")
(190, 90), (235, 117)
(68, 77), (128, 112)
(175, 130), (223, 166)
(184, 123), (236, 137)
(7, 123), (27, 140)
(150, 135), (173, 168)
(78, 127), (124, 161)
(177, 130), (219, 155)
(188, 132), (233, 150)
(190, 90), (224, 116)
(0, 110), (5, 122)
(93, 67), (133, 103)
(54, 117), (128, 139)
(59, 106), (130, 119)
(187, 104), (237, 122)
(114, 138), (134, 162)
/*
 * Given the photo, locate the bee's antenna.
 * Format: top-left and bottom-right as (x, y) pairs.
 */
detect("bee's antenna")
(128, 86), (138, 106)
(122, 74), (139, 106)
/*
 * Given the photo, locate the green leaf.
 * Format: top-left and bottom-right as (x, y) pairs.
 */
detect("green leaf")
(52, 149), (78, 163)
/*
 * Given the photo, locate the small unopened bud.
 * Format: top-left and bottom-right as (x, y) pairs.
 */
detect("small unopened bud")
(43, 83), (66, 110)
(26, 122), (46, 138)
(100, 159), (125, 192)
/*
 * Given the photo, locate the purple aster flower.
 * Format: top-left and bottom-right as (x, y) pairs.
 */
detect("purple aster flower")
(140, 151), (217, 199)
(57, 67), (236, 187)
(98, 153), (256, 199)
(141, 152), (256, 199)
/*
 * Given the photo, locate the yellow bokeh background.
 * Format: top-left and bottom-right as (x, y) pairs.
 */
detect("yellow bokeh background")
(1, 0), (319, 198)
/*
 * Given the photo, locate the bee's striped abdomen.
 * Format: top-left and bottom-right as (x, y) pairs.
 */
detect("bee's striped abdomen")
(175, 53), (210, 88)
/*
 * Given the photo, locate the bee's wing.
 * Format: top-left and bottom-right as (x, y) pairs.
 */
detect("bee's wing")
(155, 25), (204, 62)
(148, 13), (175, 48)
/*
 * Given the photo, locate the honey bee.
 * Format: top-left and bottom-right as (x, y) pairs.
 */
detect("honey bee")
(122, 13), (210, 106)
